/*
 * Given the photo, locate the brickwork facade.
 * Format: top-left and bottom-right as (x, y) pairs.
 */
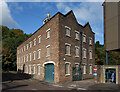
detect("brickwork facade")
(17, 10), (95, 83)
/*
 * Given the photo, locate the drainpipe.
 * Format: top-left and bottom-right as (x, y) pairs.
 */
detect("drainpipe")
(80, 32), (82, 80)
(80, 32), (82, 66)
(106, 51), (108, 65)
(106, 51), (109, 82)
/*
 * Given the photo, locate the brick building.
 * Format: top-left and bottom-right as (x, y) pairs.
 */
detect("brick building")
(17, 10), (95, 83)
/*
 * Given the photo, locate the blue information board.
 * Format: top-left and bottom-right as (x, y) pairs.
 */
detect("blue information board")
(94, 73), (97, 76)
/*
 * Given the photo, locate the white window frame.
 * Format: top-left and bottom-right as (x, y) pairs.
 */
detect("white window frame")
(22, 56), (23, 62)
(26, 65), (28, 73)
(24, 46), (26, 51)
(29, 65), (31, 74)
(83, 48), (87, 59)
(89, 50), (92, 59)
(30, 41), (32, 48)
(26, 44), (28, 50)
(21, 65), (23, 70)
(83, 34), (86, 43)
(24, 55), (25, 62)
(65, 62), (71, 76)
(19, 57), (20, 63)
(26, 54), (28, 62)
(46, 45), (50, 57)
(33, 38), (36, 46)
(37, 64), (40, 75)
(89, 37), (92, 45)
(83, 63), (86, 74)
(38, 49), (41, 59)
(75, 30), (80, 40)
(29, 53), (31, 62)
(18, 50), (19, 54)
(21, 56), (22, 63)
(89, 64), (92, 74)
(46, 28), (50, 39)
(38, 35), (41, 44)
(65, 26), (71, 37)
(65, 43), (71, 56)
(22, 48), (23, 52)
(33, 51), (36, 60)
(33, 64), (35, 74)
(19, 49), (21, 54)
(75, 46), (80, 58)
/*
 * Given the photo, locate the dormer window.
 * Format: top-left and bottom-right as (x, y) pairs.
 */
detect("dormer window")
(65, 26), (71, 37)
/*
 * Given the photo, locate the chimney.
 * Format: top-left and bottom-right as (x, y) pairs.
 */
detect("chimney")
(43, 13), (50, 24)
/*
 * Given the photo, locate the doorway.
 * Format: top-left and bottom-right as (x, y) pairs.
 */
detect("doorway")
(105, 68), (116, 83)
(45, 63), (54, 82)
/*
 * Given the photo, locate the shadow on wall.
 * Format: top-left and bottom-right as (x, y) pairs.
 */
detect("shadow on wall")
(2, 70), (33, 82)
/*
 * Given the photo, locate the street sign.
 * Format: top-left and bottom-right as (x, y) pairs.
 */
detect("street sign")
(94, 68), (97, 71)
(94, 73), (97, 76)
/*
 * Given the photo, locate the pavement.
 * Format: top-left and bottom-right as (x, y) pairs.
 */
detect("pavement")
(2, 79), (120, 91)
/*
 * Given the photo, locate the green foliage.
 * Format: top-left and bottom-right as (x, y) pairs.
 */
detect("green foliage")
(1, 25), (31, 71)
(95, 41), (120, 65)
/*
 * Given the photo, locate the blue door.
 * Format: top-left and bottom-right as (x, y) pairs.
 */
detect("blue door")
(45, 63), (54, 82)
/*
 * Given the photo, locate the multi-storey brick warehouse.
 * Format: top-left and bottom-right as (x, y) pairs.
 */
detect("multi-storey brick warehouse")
(17, 10), (95, 83)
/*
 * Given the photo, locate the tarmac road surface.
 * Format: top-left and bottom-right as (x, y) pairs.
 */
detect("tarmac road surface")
(2, 79), (120, 91)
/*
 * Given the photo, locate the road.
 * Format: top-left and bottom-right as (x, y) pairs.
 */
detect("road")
(2, 79), (120, 91)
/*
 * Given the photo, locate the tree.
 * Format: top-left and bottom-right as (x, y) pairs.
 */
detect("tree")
(1, 25), (31, 71)
(95, 41), (120, 65)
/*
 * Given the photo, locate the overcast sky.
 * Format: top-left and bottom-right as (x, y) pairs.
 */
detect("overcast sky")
(1, 1), (104, 44)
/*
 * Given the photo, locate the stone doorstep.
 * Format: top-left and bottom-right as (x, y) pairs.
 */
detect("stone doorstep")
(52, 84), (63, 87)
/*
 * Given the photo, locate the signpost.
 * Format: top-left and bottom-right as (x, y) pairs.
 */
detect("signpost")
(94, 67), (97, 83)
(94, 68), (97, 71)
(94, 73), (97, 76)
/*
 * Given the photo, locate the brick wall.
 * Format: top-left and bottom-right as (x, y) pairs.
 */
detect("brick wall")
(17, 11), (95, 83)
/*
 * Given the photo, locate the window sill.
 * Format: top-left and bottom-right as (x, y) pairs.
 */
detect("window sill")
(75, 56), (79, 58)
(83, 57), (86, 59)
(46, 37), (50, 39)
(83, 41), (86, 43)
(46, 55), (50, 58)
(38, 58), (40, 60)
(75, 38), (79, 41)
(66, 35), (71, 38)
(65, 74), (70, 76)
(89, 58), (92, 60)
(65, 54), (71, 56)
